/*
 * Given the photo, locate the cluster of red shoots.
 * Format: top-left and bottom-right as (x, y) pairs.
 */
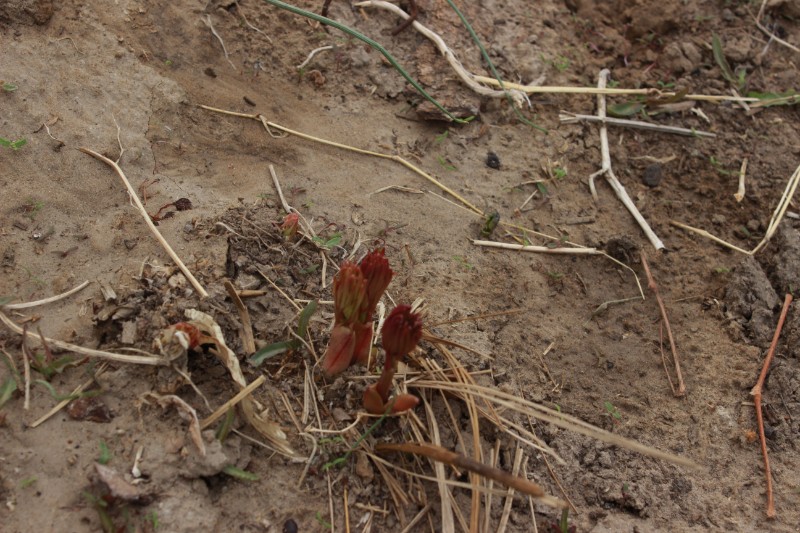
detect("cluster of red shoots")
(321, 249), (422, 415)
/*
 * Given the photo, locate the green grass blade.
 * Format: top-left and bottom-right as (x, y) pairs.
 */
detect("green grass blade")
(249, 340), (295, 366)
(297, 299), (318, 338)
(261, 0), (470, 123)
(223, 465), (260, 481)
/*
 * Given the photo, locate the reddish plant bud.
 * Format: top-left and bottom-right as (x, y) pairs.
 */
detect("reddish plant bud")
(351, 322), (374, 366)
(389, 394), (420, 414)
(362, 384), (385, 415)
(280, 213), (300, 240)
(359, 248), (393, 316)
(363, 385), (419, 415)
(321, 325), (356, 376)
(332, 263), (368, 325)
(381, 305), (423, 365)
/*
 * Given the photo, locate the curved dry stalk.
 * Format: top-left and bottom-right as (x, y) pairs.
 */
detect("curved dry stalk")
(200, 105), (483, 214)
(4, 280), (90, 310)
(355, 1), (532, 106)
(751, 293), (793, 518)
(0, 309), (166, 365)
(79, 147), (209, 298)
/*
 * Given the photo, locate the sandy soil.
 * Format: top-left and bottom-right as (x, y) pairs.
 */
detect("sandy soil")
(1, 0), (799, 531)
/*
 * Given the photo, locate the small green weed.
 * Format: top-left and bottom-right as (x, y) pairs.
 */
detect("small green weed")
(20, 477), (37, 488)
(552, 167), (567, 180)
(98, 440), (112, 465)
(604, 401), (622, 421)
(434, 130), (449, 144)
(0, 137), (27, 150)
(22, 198), (44, 220)
(2, 82), (18, 92)
(452, 255), (474, 271)
(146, 511), (159, 530)
(713, 266), (731, 274)
(710, 156), (735, 176)
(552, 55), (571, 72)
(712, 34), (746, 91)
(436, 155), (456, 171)
(315, 511), (332, 529)
(312, 232), (342, 250)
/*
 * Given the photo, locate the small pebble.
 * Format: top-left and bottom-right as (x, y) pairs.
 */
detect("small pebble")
(204, 67), (217, 78)
(642, 164), (663, 187)
(283, 519), (298, 533)
(486, 152), (501, 169)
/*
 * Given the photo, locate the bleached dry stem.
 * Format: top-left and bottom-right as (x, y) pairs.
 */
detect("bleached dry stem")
(559, 112), (716, 138)
(472, 75), (758, 102)
(672, 163), (800, 254)
(586, 70), (665, 251)
(296, 45), (333, 70)
(202, 14), (237, 71)
(4, 281), (90, 310)
(472, 240), (599, 255)
(200, 374), (266, 429)
(735, 158), (748, 202)
(0, 310), (167, 365)
(80, 147), (209, 298)
(355, 1), (533, 106)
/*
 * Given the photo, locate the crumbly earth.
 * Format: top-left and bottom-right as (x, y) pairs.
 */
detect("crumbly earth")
(1, 0), (799, 531)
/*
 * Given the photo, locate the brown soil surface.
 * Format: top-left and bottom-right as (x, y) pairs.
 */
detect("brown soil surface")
(2, 0), (800, 531)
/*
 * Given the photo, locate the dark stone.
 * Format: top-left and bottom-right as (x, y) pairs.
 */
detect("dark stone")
(642, 164), (663, 187)
(486, 151), (501, 169)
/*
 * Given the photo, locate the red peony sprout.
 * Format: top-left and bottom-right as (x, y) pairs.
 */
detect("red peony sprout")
(321, 249), (394, 377)
(363, 305), (422, 415)
(280, 212), (300, 240)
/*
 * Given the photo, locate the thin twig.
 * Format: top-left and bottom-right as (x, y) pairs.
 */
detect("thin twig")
(235, 0), (273, 43)
(641, 253), (686, 396)
(584, 70), (665, 250)
(753, 3), (800, 53)
(472, 240), (600, 255)
(200, 374), (266, 430)
(559, 112), (716, 138)
(202, 14), (237, 71)
(472, 75), (759, 102)
(751, 293), (792, 518)
(296, 45), (334, 70)
(269, 164), (293, 213)
(4, 281), (90, 310)
(80, 147), (209, 298)
(200, 105), (483, 213)
(0, 310), (166, 365)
